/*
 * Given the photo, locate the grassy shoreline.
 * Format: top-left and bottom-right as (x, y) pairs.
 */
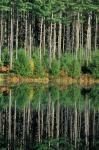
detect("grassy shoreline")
(0, 73), (99, 85)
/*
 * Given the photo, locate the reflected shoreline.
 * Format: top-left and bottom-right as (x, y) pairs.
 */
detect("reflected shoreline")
(0, 84), (99, 150)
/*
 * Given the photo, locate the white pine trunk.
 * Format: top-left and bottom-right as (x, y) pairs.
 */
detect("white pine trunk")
(10, 8), (13, 69)
(16, 16), (18, 59)
(75, 13), (80, 60)
(39, 17), (43, 64)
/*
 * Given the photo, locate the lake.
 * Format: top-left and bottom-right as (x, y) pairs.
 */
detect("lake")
(0, 83), (99, 150)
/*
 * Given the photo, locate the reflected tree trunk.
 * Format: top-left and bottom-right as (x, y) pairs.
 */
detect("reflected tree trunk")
(38, 100), (41, 142)
(8, 89), (12, 148)
(14, 101), (16, 141)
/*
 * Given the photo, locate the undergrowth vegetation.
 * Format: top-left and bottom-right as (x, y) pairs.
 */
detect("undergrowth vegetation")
(0, 48), (99, 78)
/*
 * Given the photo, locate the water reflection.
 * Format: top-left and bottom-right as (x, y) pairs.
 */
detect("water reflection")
(0, 84), (99, 150)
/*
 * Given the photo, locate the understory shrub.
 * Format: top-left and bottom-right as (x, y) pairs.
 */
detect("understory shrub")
(1, 48), (10, 66)
(50, 59), (60, 76)
(88, 51), (99, 78)
(13, 50), (34, 77)
(32, 50), (45, 77)
(61, 53), (81, 78)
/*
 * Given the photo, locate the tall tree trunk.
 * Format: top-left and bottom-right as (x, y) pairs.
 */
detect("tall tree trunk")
(25, 13), (28, 53)
(0, 12), (3, 61)
(74, 101), (77, 148)
(86, 14), (92, 65)
(39, 17), (43, 64)
(8, 90), (12, 141)
(63, 25), (65, 53)
(29, 22), (32, 58)
(43, 18), (46, 55)
(53, 23), (56, 59)
(66, 23), (70, 51)
(10, 8), (13, 69)
(14, 101), (16, 141)
(75, 13), (80, 60)
(38, 101), (41, 142)
(95, 15), (98, 51)
(49, 18), (53, 68)
(58, 13), (62, 60)
(16, 13), (18, 59)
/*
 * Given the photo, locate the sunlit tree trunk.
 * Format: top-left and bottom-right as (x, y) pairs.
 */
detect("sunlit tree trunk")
(39, 17), (43, 63)
(53, 23), (56, 59)
(71, 20), (75, 55)
(43, 17), (46, 55)
(95, 15), (98, 51)
(75, 13), (80, 60)
(58, 13), (62, 59)
(86, 14), (92, 65)
(49, 18), (53, 68)
(16, 12), (18, 59)
(10, 8), (13, 69)
(29, 22), (32, 58)
(25, 13), (28, 53)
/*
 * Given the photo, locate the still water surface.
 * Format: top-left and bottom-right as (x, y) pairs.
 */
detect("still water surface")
(0, 84), (99, 150)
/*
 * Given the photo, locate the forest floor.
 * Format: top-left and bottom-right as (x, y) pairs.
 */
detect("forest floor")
(0, 73), (99, 86)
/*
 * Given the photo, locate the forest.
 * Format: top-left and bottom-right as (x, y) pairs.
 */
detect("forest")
(0, 0), (99, 79)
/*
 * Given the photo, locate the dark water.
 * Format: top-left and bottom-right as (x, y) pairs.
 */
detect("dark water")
(0, 84), (99, 150)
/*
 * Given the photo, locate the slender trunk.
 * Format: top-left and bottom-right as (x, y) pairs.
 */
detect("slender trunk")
(74, 101), (77, 148)
(16, 13), (18, 59)
(0, 12), (3, 61)
(39, 17), (43, 64)
(10, 8), (13, 69)
(49, 18), (53, 68)
(53, 23), (56, 59)
(72, 20), (75, 55)
(14, 101), (16, 141)
(58, 13), (62, 59)
(93, 108), (95, 145)
(86, 14), (92, 65)
(95, 15), (97, 51)
(66, 23), (70, 51)
(25, 13), (28, 53)
(8, 90), (12, 141)
(38, 101), (41, 142)
(63, 25), (65, 53)
(43, 18), (46, 55)
(29, 23), (32, 58)
(27, 101), (30, 135)
(23, 107), (26, 144)
(51, 102), (54, 138)
(75, 13), (80, 60)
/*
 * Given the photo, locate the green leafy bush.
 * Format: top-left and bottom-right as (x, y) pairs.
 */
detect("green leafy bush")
(68, 60), (81, 78)
(1, 48), (10, 65)
(88, 51), (99, 78)
(32, 50), (45, 77)
(0, 61), (3, 67)
(61, 53), (81, 78)
(13, 50), (33, 77)
(50, 59), (60, 76)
